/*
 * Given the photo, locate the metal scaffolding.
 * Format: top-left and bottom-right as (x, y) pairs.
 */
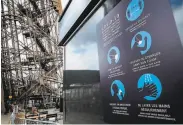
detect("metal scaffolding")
(1, 0), (63, 104)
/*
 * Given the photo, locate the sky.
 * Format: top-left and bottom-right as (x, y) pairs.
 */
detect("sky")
(65, 7), (104, 70)
(63, 0), (183, 70)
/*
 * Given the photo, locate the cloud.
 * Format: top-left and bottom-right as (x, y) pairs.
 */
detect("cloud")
(66, 42), (99, 70)
(64, 7), (104, 70)
(63, 6), (105, 46)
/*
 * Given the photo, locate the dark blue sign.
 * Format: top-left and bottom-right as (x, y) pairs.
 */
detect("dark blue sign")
(97, 0), (183, 124)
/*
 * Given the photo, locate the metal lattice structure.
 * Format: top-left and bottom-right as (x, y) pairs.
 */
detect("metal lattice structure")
(1, 0), (63, 103)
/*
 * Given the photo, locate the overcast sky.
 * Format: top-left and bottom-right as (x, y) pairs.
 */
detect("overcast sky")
(65, 7), (104, 70)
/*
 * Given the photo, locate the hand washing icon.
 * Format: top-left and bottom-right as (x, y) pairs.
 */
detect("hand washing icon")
(138, 74), (162, 101)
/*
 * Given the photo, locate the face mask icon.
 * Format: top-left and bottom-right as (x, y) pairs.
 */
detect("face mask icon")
(131, 31), (152, 55)
(107, 46), (120, 64)
(138, 40), (142, 45)
(111, 80), (125, 101)
(135, 34), (143, 46)
(109, 53), (118, 63)
(115, 54), (119, 61)
(109, 53), (116, 60)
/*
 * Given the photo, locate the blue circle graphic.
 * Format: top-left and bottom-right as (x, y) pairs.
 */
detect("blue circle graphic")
(111, 80), (125, 101)
(107, 46), (120, 64)
(126, 0), (144, 21)
(131, 31), (152, 55)
(138, 74), (162, 101)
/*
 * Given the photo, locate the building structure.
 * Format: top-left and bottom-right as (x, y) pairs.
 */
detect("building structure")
(1, 0), (63, 113)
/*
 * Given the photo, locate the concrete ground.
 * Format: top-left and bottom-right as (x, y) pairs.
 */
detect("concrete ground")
(1, 113), (11, 124)
(1, 109), (63, 124)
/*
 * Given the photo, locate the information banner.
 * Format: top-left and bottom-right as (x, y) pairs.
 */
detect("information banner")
(97, 0), (183, 124)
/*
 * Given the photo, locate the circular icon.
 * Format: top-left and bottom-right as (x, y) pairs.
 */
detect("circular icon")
(126, 0), (144, 21)
(107, 46), (120, 64)
(138, 74), (162, 101)
(111, 80), (125, 101)
(131, 31), (152, 55)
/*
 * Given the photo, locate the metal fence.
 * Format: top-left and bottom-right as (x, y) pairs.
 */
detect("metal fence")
(65, 83), (103, 115)
(14, 118), (57, 125)
(25, 119), (56, 125)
